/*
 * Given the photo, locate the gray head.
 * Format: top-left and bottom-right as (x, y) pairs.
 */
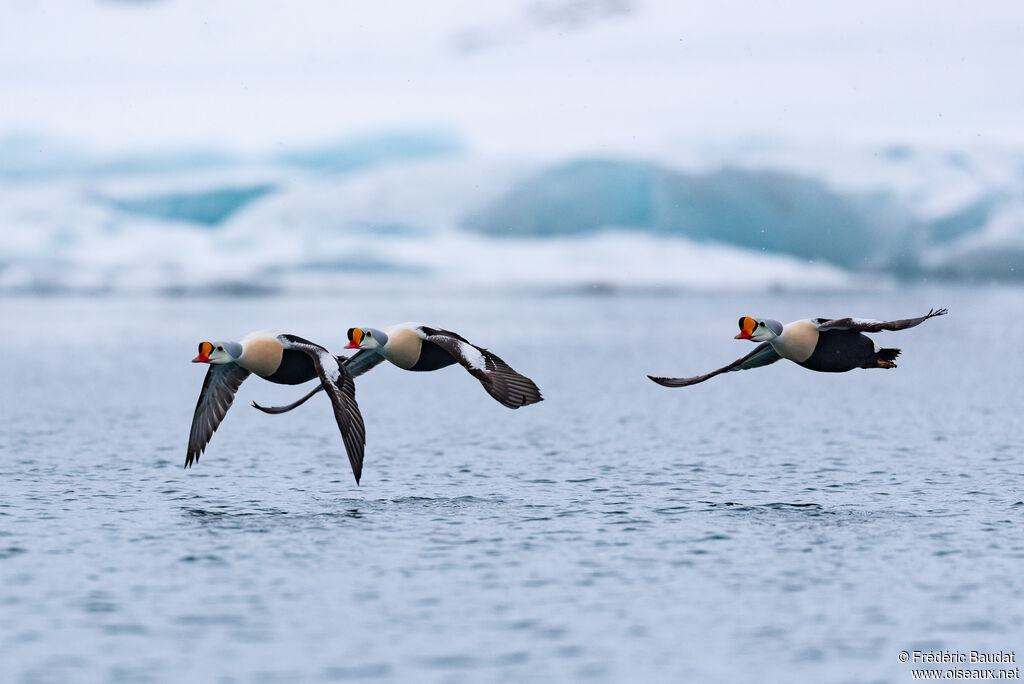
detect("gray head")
(735, 316), (784, 342)
(346, 327), (389, 351)
(192, 340), (243, 364)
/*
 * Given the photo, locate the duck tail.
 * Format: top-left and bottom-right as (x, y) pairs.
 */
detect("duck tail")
(877, 347), (901, 363)
(872, 347), (901, 369)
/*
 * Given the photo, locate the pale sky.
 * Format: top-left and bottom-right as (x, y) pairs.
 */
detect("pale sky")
(1, 0), (1021, 156)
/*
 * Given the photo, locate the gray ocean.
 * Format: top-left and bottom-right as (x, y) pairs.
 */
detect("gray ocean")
(1, 287), (1021, 683)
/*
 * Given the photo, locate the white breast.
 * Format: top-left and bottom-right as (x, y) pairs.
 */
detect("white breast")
(238, 331), (285, 377)
(771, 320), (819, 363)
(382, 325), (423, 370)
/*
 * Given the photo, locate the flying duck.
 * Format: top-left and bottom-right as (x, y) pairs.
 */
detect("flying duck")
(253, 323), (543, 414)
(187, 331), (365, 482)
(649, 308), (947, 387)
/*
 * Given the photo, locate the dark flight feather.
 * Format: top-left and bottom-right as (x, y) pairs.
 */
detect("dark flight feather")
(648, 342), (781, 388)
(186, 363), (251, 467)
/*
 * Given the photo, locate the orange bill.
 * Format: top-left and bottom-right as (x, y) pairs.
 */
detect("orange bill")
(193, 341), (213, 362)
(345, 328), (363, 349)
(735, 316), (756, 339)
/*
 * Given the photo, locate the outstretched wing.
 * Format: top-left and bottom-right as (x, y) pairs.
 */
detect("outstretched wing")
(345, 348), (387, 378)
(186, 363), (251, 467)
(815, 308), (947, 332)
(648, 342), (781, 388)
(280, 336), (366, 484)
(251, 390), (317, 415)
(419, 327), (543, 409)
(252, 350), (385, 415)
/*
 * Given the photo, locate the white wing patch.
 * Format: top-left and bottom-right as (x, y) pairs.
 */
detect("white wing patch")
(458, 341), (487, 372)
(320, 351), (341, 382)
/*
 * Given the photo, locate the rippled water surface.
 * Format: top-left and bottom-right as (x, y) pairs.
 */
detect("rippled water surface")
(1, 289), (1021, 683)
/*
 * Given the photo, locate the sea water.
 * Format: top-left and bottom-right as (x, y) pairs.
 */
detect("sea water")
(0, 287), (1021, 683)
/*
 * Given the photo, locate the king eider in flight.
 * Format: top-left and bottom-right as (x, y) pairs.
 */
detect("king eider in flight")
(253, 323), (543, 415)
(649, 308), (947, 387)
(187, 331), (365, 483)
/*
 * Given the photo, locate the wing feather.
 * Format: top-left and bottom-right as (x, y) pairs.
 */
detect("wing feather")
(648, 342), (780, 388)
(344, 349), (387, 378)
(815, 308), (947, 332)
(186, 363), (251, 467)
(251, 386), (320, 415)
(252, 350), (384, 415)
(419, 327), (543, 409)
(280, 336), (366, 484)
